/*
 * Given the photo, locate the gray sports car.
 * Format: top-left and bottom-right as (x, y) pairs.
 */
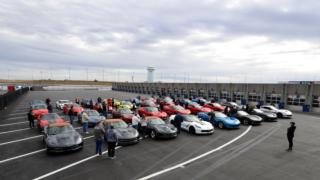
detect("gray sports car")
(145, 116), (178, 139)
(103, 119), (139, 146)
(78, 109), (105, 127)
(43, 123), (83, 153)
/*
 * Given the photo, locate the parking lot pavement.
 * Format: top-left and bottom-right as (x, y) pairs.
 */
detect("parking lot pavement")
(0, 90), (319, 180)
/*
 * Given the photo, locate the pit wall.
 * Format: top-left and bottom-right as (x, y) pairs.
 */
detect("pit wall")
(112, 82), (320, 113)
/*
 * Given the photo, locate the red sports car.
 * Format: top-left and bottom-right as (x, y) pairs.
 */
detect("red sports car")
(187, 103), (211, 114)
(112, 108), (135, 123)
(31, 104), (49, 119)
(63, 104), (84, 115)
(203, 102), (225, 112)
(160, 97), (175, 106)
(138, 107), (168, 119)
(38, 113), (65, 130)
(163, 105), (191, 115)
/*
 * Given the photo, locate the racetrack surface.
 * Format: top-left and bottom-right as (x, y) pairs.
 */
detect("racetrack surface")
(0, 90), (319, 180)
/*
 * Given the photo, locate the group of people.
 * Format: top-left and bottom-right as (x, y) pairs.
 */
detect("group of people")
(94, 121), (118, 159)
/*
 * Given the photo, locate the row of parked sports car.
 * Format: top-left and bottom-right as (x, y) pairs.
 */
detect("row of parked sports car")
(28, 96), (293, 153)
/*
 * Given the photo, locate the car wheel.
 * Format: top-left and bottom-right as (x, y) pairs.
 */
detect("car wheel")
(189, 127), (196, 134)
(150, 130), (156, 139)
(277, 113), (283, 118)
(218, 122), (224, 129)
(244, 119), (249, 125)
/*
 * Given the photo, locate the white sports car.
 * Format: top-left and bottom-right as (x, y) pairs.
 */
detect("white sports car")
(55, 100), (72, 110)
(260, 105), (292, 118)
(169, 114), (214, 134)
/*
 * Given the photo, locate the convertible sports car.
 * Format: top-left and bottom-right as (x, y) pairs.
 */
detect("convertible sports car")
(140, 100), (158, 107)
(63, 103), (84, 115)
(163, 105), (191, 115)
(234, 110), (263, 125)
(31, 104), (48, 119)
(260, 105), (293, 118)
(144, 116), (178, 139)
(206, 112), (240, 129)
(138, 107), (168, 119)
(186, 102), (211, 114)
(103, 119), (139, 145)
(169, 115), (214, 135)
(203, 102), (225, 112)
(38, 113), (65, 131)
(250, 109), (277, 121)
(43, 122), (83, 153)
(55, 100), (72, 110)
(78, 109), (105, 126)
(112, 108), (135, 123)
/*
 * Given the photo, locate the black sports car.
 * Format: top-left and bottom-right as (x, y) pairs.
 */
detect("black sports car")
(144, 116), (178, 139)
(250, 109), (277, 122)
(234, 110), (263, 125)
(43, 123), (83, 153)
(103, 119), (139, 145)
(78, 109), (105, 127)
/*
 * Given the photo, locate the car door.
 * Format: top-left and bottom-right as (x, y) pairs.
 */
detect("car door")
(181, 117), (189, 130)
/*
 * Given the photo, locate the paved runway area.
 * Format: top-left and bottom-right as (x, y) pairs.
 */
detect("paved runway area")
(0, 90), (319, 180)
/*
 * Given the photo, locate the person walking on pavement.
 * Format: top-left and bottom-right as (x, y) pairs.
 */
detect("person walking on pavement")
(131, 113), (140, 130)
(47, 103), (53, 113)
(106, 125), (118, 159)
(287, 122), (296, 151)
(174, 114), (183, 134)
(140, 115), (148, 138)
(82, 112), (89, 134)
(27, 110), (35, 128)
(68, 105), (74, 124)
(94, 121), (105, 156)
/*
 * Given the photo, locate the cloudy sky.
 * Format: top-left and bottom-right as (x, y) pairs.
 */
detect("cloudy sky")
(0, 0), (319, 83)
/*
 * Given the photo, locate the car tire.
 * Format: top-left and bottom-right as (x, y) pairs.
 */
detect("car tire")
(277, 113), (283, 118)
(150, 130), (157, 139)
(189, 127), (196, 134)
(218, 122), (224, 129)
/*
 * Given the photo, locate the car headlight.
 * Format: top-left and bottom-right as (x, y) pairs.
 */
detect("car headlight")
(236, 120), (240, 124)
(76, 137), (83, 144)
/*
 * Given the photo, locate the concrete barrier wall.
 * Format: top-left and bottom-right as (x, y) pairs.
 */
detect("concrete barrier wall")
(112, 82), (320, 113)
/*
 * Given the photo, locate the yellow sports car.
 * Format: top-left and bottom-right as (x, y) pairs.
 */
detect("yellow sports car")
(119, 101), (133, 109)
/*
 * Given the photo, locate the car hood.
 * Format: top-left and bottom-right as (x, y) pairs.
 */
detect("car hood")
(264, 112), (277, 117)
(122, 114), (134, 119)
(154, 124), (177, 133)
(194, 121), (213, 129)
(223, 117), (241, 125)
(246, 115), (263, 121)
(47, 131), (82, 147)
(278, 109), (292, 115)
(177, 109), (191, 115)
(88, 116), (105, 123)
(114, 127), (139, 139)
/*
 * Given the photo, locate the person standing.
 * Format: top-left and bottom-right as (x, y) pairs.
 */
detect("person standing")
(82, 112), (89, 134)
(68, 105), (74, 124)
(102, 101), (107, 117)
(75, 97), (80, 104)
(106, 125), (118, 159)
(174, 114), (183, 134)
(27, 110), (35, 128)
(131, 113), (140, 130)
(94, 121), (105, 156)
(287, 122), (296, 151)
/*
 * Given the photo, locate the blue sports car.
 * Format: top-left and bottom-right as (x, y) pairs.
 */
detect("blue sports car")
(206, 112), (240, 129)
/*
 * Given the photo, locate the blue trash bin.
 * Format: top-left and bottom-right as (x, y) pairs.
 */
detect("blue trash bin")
(303, 104), (310, 112)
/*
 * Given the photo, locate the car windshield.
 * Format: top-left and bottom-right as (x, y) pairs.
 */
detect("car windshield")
(119, 109), (132, 114)
(47, 125), (74, 135)
(59, 100), (70, 103)
(194, 105), (203, 109)
(254, 109), (264, 113)
(164, 97), (173, 102)
(73, 104), (80, 108)
(33, 105), (47, 110)
(184, 115), (200, 122)
(122, 101), (132, 105)
(267, 106), (277, 110)
(87, 110), (99, 116)
(238, 111), (249, 116)
(149, 118), (165, 125)
(144, 101), (155, 106)
(109, 121), (127, 128)
(41, 113), (60, 120)
(174, 106), (184, 110)
(215, 112), (227, 118)
(146, 107), (158, 112)
(213, 103), (221, 107)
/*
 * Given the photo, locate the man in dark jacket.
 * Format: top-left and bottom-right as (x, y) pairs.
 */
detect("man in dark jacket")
(106, 125), (118, 159)
(287, 122), (296, 151)
(68, 105), (74, 124)
(174, 114), (183, 134)
(94, 121), (105, 156)
(47, 103), (53, 113)
(27, 110), (35, 128)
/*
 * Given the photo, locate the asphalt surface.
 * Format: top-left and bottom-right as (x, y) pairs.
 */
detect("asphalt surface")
(0, 90), (319, 180)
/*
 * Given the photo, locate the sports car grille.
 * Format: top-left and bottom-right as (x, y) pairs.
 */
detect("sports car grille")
(201, 129), (213, 132)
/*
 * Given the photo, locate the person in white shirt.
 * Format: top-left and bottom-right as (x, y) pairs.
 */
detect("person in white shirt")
(131, 113), (140, 130)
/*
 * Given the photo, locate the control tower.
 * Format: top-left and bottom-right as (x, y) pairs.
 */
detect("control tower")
(147, 67), (155, 82)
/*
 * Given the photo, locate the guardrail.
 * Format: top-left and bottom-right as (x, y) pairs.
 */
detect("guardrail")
(0, 87), (29, 110)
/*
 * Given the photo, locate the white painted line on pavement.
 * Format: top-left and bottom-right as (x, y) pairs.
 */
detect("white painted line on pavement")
(4, 116), (25, 120)
(0, 135), (42, 146)
(33, 146), (121, 180)
(0, 121), (28, 127)
(0, 128), (30, 135)
(7, 112), (28, 116)
(0, 136), (94, 165)
(137, 125), (252, 180)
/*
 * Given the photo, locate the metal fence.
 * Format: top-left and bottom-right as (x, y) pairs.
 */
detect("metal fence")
(0, 87), (29, 110)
